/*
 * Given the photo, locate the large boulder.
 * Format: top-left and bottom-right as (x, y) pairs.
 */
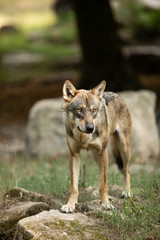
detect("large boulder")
(120, 90), (159, 162)
(15, 209), (96, 240)
(25, 90), (159, 161)
(5, 187), (62, 209)
(25, 98), (67, 157)
(0, 201), (50, 235)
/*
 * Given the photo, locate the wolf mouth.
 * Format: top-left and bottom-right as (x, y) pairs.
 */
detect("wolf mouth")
(77, 126), (93, 134)
(77, 126), (85, 133)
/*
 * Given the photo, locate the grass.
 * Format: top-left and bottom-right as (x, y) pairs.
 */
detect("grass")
(113, 0), (160, 43)
(99, 171), (160, 239)
(0, 153), (160, 240)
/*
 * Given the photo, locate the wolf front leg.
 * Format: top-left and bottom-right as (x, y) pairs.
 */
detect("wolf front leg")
(98, 148), (115, 210)
(60, 152), (80, 213)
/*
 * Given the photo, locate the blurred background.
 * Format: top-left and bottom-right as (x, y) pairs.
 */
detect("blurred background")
(0, 0), (160, 153)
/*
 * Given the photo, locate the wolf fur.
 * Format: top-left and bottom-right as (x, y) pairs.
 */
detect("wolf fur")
(61, 80), (132, 213)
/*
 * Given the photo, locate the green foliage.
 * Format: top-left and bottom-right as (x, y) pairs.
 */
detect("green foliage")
(57, 10), (76, 25)
(115, 0), (160, 42)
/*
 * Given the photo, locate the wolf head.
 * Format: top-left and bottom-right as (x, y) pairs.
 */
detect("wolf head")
(63, 80), (106, 134)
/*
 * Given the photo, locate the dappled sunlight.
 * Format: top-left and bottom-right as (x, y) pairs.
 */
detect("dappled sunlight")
(0, 0), (57, 31)
(15, 11), (57, 31)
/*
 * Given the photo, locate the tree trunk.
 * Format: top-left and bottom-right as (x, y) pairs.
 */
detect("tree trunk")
(72, 0), (141, 91)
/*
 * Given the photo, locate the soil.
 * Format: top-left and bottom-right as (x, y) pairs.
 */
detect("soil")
(0, 76), (79, 125)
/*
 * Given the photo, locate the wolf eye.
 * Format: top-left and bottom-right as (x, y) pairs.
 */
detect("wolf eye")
(77, 108), (83, 113)
(92, 108), (97, 112)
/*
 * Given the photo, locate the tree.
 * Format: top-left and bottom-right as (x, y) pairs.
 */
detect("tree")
(72, 0), (141, 91)
(54, 0), (141, 91)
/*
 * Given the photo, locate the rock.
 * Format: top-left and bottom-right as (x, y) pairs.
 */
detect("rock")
(2, 51), (44, 65)
(25, 98), (68, 156)
(77, 199), (112, 213)
(120, 90), (159, 162)
(108, 185), (124, 198)
(130, 163), (155, 175)
(27, 30), (45, 42)
(139, 0), (160, 9)
(77, 198), (122, 216)
(0, 25), (19, 34)
(5, 187), (62, 209)
(25, 90), (159, 161)
(85, 184), (123, 201)
(15, 209), (98, 240)
(0, 202), (50, 235)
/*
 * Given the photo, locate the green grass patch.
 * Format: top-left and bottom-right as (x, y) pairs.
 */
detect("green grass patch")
(99, 170), (160, 239)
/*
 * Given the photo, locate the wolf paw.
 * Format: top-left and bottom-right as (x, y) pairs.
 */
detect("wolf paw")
(101, 202), (115, 210)
(60, 204), (75, 213)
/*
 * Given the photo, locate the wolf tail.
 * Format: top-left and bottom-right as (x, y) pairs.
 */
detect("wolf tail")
(109, 134), (123, 171)
(115, 154), (123, 171)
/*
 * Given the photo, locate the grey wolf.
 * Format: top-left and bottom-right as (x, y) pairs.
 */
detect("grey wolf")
(61, 80), (132, 213)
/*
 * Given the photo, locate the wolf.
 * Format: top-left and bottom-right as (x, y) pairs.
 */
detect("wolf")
(61, 80), (132, 213)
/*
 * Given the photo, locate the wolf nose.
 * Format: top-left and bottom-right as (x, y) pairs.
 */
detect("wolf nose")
(86, 124), (94, 133)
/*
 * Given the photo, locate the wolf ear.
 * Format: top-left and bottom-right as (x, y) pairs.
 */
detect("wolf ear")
(91, 80), (106, 99)
(63, 80), (77, 102)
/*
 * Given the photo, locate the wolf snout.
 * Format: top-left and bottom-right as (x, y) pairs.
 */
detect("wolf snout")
(85, 123), (94, 133)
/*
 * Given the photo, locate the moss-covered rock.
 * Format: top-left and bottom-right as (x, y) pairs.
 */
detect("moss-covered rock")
(15, 209), (108, 240)
(0, 201), (50, 235)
